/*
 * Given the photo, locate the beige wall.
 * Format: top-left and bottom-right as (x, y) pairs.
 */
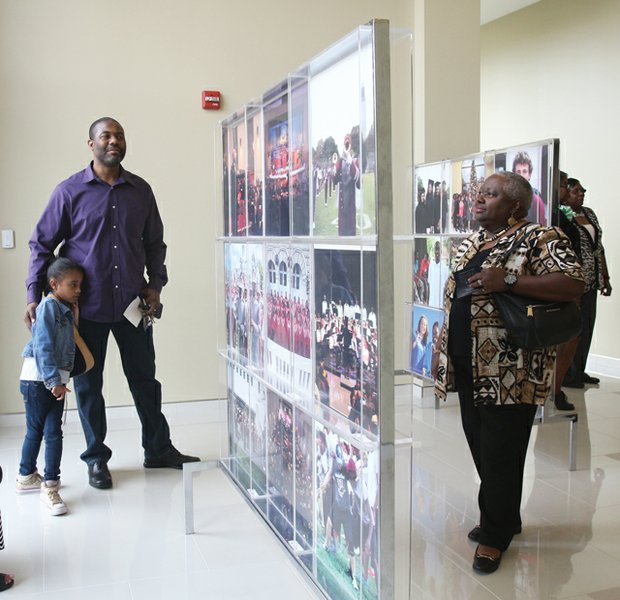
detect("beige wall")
(0, 0), (413, 413)
(481, 0), (620, 369)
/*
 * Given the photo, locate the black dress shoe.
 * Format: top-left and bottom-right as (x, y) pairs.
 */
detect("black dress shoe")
(143, 447), (200, 470)
(582, 373), (600, 385)
(473, 546), (502, 573)
(88, 461), (112, 489)
(467, 524), (521, 542)
(554, 391), (575, 411)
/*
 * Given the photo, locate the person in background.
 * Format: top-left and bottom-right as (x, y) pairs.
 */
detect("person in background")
(434, 172), (583, 574)
(24, 117), (199, 491)
(561, 178), (612, 388)
(18, 258), (84, 515)
(553, 171), (582, 410)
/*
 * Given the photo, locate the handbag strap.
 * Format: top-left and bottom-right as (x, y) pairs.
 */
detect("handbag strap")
(73, 325), (95, 372)
(494, 223), (533, 268)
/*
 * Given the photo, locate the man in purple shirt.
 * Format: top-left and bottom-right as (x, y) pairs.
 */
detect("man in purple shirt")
(25, 117), (199, 489)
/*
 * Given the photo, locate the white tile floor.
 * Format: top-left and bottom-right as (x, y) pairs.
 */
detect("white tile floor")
(0, 376), (619, 599)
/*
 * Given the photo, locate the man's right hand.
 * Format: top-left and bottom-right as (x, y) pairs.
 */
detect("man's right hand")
(24, 302), (38, 330)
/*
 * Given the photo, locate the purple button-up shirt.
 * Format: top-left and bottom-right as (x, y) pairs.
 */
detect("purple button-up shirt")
(27, 163), (168, 323)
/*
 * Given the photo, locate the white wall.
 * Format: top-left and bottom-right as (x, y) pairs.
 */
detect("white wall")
(0, 0), (412, 412)
(481, 0), (620, 370)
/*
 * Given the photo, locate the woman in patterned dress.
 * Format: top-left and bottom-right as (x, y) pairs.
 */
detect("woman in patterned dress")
(434, 172), (584, 573)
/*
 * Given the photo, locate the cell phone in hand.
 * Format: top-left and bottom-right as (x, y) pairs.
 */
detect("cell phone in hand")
(153, 303), (163, 319)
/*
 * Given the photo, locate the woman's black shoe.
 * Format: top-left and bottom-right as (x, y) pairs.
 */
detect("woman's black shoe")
(467, 524), (521, 542)
(554, 391), (575, 411)
(473, 546), (502, 573)
(582, 373), (600, 385)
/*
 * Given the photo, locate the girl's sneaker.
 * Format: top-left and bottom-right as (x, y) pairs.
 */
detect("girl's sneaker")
(16, 471), (44, 493)
(40, 481), (67, 516)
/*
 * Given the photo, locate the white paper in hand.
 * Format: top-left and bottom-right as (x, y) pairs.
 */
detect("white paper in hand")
(123, 296), (144, 328)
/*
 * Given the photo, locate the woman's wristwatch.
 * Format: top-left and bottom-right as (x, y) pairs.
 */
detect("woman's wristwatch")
(504, 273), (518, 290)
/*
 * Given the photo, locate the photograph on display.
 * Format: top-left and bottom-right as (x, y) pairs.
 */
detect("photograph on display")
(412, 236), (441, 306)
(250, 381), (268, 497)
(449, 156), (486, 235)
(414, 162), (450, 234)
(316, 423), (379, 599)
(246, 108), (265, 236)
(495, 143), (550, 226)
(425, 238), (450, 308)
(359, 250), (378, 435)
(295, 408), (314, 549)
(267, 390), (295, 541)
(224, 243), (249, 362)
(290, 82), (311, 236)
(222, 127), (230, 236)
(246, 243), (265, 371)
(409, 305), (444, 378)
(310, 43), (376, 237)
(264, 90), (290, 236)
(314, 248), (379, 433)
(266, 245), (312, 398)
(228, 363), (252, 490)
(229, 118), (248, 237)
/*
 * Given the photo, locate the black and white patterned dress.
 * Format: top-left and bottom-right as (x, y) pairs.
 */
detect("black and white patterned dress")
(435, 223), (584, 407)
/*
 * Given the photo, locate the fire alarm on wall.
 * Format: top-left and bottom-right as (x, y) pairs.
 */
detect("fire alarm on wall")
(202, 90), (221, 110)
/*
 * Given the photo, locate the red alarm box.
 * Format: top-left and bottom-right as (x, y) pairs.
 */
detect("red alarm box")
(202, 91), (221, 110)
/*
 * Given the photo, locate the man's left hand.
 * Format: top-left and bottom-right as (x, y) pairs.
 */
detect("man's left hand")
(141, 287), (161, 316)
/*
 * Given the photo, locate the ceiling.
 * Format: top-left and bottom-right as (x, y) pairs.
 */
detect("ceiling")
(480, 0), (542, 24)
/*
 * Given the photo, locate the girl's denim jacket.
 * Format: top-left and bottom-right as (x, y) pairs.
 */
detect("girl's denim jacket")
(22, 295), (75, 389)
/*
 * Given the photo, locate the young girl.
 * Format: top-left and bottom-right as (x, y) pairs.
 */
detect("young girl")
(17, 257), (84, 516)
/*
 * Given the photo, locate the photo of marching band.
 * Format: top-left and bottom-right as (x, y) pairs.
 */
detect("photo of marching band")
(310, 42), (376, 238)
(314, 248), (379, 435)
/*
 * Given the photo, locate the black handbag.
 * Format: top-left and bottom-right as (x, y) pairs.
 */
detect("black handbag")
(493, 227), (582, 349)
(494, 292), (581, 349)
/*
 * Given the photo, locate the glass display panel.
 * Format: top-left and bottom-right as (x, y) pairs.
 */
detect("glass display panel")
(411, 138), (558, 384)
(218, 21), (398, 600)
